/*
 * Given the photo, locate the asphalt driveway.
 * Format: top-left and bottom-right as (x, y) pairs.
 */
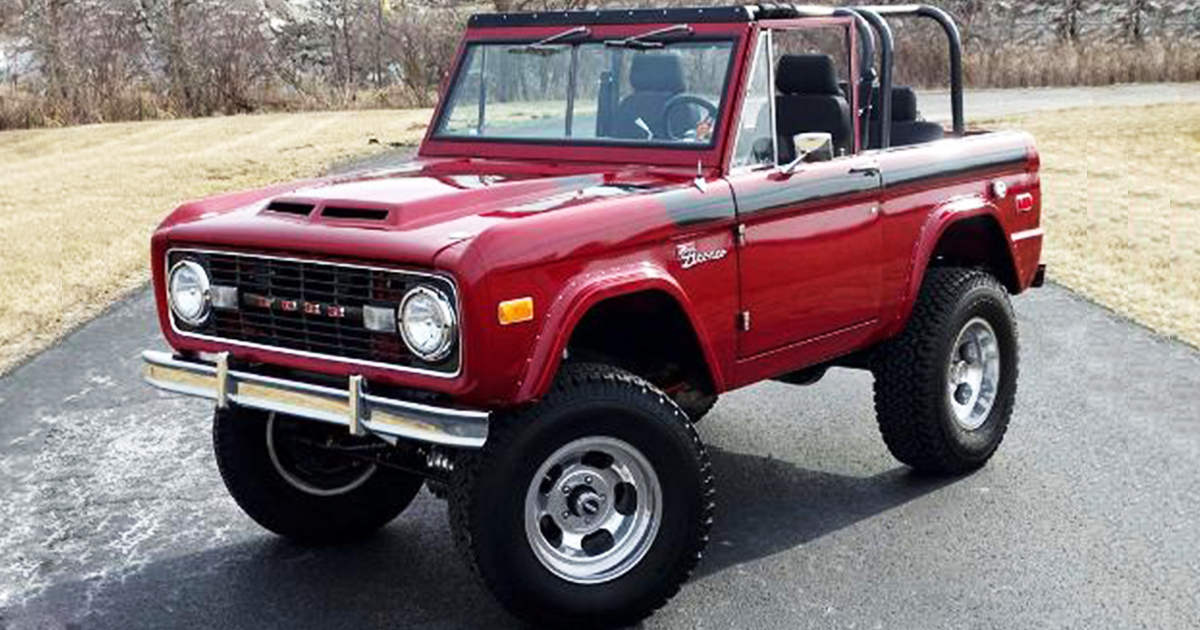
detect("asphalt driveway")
(1, 283), (1197, 630)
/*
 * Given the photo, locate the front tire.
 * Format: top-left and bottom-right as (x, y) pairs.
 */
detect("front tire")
(871, 267), (1019, 474)
(213, 406), (424, 543)
(674, 388), (718, 423)
(449, 364), (714, 629)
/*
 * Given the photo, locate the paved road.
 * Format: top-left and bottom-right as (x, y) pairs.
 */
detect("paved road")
(2, 284), (1198, 630)
(918, 82), (1200, 122)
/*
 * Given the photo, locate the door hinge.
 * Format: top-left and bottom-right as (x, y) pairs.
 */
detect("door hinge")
(735, 223), (747, 246)
(739, 311), (751, 331)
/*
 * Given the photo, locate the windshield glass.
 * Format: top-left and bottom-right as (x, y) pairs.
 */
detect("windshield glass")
(435, 38), (736, 146)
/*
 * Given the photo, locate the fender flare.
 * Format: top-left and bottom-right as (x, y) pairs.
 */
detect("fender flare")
(889, 195), (1020, 335)
(514, 263), (726, 403)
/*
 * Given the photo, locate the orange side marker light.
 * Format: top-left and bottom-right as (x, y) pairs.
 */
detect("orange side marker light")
(498, 297), (535, 325)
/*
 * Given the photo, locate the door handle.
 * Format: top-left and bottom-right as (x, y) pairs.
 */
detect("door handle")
(848, 163), (880, 177)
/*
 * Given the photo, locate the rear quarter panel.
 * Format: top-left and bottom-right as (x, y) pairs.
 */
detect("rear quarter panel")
(874, 131), (1041, 337)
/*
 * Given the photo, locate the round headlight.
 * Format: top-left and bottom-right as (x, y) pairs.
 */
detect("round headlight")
(168, 259), (212, 326)
(399, 286), (456, 361)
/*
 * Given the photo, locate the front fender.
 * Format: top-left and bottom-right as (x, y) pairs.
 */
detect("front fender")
(514, 262), (726, 403)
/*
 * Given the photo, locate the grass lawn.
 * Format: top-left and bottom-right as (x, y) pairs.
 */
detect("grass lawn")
(991, 103), (1200, 349)
(0, 103), (1197, 374)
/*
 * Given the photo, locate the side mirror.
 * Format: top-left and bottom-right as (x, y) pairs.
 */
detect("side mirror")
(779, 132), (834, 175)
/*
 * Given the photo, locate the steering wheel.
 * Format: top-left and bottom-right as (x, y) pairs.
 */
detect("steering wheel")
(663, 94), (719, 141)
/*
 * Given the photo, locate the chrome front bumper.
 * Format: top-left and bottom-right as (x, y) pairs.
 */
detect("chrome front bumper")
(141, 350), (488, 448)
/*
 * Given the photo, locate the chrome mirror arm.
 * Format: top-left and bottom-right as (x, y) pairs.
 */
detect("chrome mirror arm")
(778, 150), (812, 176)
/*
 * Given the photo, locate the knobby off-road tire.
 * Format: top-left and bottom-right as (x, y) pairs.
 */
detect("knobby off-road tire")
(448, 363), (715, 629)
(674, 389), (718, 423)
(214, 406), (424, 543)
(871, 267), (1019, 474)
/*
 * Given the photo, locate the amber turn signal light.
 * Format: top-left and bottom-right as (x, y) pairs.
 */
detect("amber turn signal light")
(498, 297), (535, 325)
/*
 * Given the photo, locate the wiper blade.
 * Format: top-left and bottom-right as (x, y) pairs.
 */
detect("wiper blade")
(508, 26), (591, 55)
(605, 24), (694, 49)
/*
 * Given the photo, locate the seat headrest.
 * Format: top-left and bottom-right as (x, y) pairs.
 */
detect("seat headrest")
(871, 86), (920, 121)
(776, 54), (841, 96)
(888, 86), (919, 121)
(629, 54), (687, 93)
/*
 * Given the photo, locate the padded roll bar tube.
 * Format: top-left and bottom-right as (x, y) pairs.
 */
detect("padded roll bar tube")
(857, 4), (965, 137)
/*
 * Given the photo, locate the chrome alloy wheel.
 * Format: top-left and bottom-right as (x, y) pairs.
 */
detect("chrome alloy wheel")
(946, 317), (1002, 431)
(524, 436), (663, 585)
(266, 413), (377, 497)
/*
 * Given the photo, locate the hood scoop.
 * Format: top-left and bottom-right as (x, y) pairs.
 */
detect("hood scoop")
(320, 206), (391, 222)
(263, 201), (315, 217)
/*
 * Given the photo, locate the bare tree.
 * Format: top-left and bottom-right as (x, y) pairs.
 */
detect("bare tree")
(133, 0), (198, 110)
(311, 0), (361, 95)
(1054, 0), (1085, 43)
(1120, 0), (1153, 45)
(387, 1), (464, 104)
(22, 0), (75, 104)
(4, 0), (1200, 130)
(0, 0), (21, 32)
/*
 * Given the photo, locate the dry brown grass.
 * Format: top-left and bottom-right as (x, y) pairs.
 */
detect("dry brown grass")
(894, 41), (1200, 89)
(990, 103), (1200, 347)
(0, 109), (432, 374)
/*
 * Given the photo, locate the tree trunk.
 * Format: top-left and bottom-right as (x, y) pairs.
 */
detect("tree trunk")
(167, 0), (192, 113)
(45, 0), (68, 102)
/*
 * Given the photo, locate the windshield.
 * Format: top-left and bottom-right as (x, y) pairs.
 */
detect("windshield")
(435, 37), (736, 147)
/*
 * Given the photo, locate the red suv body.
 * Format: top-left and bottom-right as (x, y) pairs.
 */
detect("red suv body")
(148, 11), (1042, 411)
(142, 6), (1043, 627)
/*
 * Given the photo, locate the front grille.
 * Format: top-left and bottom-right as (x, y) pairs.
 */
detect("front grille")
(168, 249), (459, 375)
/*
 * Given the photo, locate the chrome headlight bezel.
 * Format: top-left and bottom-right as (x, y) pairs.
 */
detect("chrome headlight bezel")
(399, 285), (457, 362)
(167, 259), (212, 327)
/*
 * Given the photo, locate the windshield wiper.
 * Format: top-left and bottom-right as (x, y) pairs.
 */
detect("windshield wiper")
(508, 26), (591, 55)
(605, 24), (694, 49)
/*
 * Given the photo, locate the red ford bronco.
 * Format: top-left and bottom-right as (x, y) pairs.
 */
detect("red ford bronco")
(143, 4), (1044, 627)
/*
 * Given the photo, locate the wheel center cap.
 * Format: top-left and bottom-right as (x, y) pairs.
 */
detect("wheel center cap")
(571, 489), (604, 517)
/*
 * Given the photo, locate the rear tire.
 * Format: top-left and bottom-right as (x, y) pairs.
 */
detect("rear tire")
(871, 267), (1018, 474)
(448, 363), (714, 629)
(213, 406), (424, 543)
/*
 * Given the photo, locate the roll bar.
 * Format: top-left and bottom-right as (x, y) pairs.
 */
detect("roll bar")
(844, 7), (894, 149)
(760, 5), (880, 151)
(854, 4), (966, 141)
(754, 4), (964, 149)
(831, 8), (878, 151)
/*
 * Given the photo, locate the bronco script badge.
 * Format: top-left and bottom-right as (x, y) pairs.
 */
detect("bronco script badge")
(676, 242), (728, 269)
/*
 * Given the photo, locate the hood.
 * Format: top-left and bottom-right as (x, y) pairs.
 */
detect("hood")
(159, 158), (695, 266)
